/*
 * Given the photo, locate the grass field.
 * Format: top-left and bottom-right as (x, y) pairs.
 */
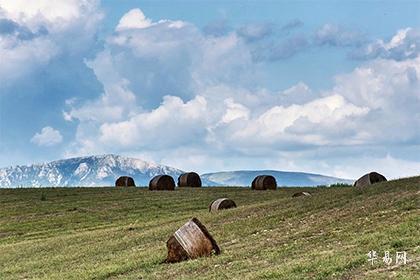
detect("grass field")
(0, 177), (419, 279)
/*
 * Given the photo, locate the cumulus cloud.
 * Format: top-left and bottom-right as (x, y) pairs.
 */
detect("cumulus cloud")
(215, 94), (369, 151)
(351, 27), (420, 60)
(98, 95), (208, 149)
(330, 58), (420, 108)
(0, 0), (97, 25)
(0, 0), (102, 45)
(63, 9), (257, 155)
(64, 9), (420, 167)
(313, 24), (420, 62)
(0, 0), (102, 84)
(72, 9), (255, 111)
(1, 4), (419, 179)
(220, 98), (250, 124)
(0, 18), (45, 39)
(0, 32), (58, 83)
(63, 49), (137, 123)
(115, 8), (152, 30)
(0, 0), (104, 167)
(31, 126), (63, 146)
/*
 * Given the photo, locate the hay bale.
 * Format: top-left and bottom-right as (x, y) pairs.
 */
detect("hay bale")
(209, 198), (237, 212)
(292, 191), (311, 197)
(251, 175), (277, 190)
(354, 172), (387, 188)
(251, 176), (258, 189)
(115, 176), (136, 187)
(166, 217), (220, 263)
(149, 175), (175, 191)
(178, 172), (202, 188)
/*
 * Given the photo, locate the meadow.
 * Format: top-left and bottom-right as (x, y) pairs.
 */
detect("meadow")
(0, 177), (419, 279)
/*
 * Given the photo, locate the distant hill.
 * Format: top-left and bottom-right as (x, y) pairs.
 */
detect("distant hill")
(0, 154), (352, 187)
(201, 170), (353, 187)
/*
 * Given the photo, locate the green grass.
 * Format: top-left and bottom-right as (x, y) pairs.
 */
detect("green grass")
(0, 177), (419, 279)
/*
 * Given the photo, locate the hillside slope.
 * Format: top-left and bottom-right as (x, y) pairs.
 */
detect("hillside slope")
(0, 177), (418, 279)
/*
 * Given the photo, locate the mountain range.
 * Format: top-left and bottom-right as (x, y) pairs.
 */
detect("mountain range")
(0, 154), (353, 187)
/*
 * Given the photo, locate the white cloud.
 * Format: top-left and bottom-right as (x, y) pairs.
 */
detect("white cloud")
(217, 94), (368, 149)
(0, 0), (102, 85)
(221, 98), (250, 123)
(115, 8), (186, 32)
(115, 8), (152, 31)
(331, 57), (420, 109)
(0, 2), (416, 179)
(98, 95), (208, 148)
(386, 28), (411, 49)
(31, 126), (63, 146)
(63, 50), (137, 123)
(0, 35), (58, 82)
(53, 9), (420, 178)
(0, 0), (102, 39)
(351, 27), (420, 60)
(64, 94), (210, 157)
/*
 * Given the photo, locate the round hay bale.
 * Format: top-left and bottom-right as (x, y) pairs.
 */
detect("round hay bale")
(149, 175), (175, 191)
(251, 176), (258, 189)
(292, 191), (311, 197)
(251, 175), (277, 190)
(354, 172), (387, 188)
(209, 198), (237, 212)
(115, 176), (135, 187)
(178, 172), (202, 188)
(166, 217), (220, 263)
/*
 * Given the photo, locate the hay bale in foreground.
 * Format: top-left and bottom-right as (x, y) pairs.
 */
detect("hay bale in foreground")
(166, 217), (220, 263)
(149, 175), (175, 191)
(354, 172), (387, 188)
(178, 172), (202, 188)
(251, 175), (277, 190)
(115, 176), (136, 187)
(292, 191), (311, 197)
(209, 198), (237, 212)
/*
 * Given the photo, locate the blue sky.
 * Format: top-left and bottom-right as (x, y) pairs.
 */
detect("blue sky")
(0, 0), (419, 179)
